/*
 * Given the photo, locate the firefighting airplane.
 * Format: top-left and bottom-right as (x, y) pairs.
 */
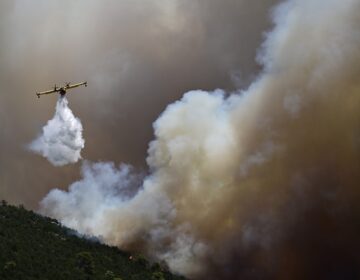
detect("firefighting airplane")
(36, 81), (87, 98)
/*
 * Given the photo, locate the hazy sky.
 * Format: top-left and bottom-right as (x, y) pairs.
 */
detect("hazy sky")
(0, 0), (276, 207)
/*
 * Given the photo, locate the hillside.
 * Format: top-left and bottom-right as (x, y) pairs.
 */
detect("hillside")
(0, 201), (185, 280)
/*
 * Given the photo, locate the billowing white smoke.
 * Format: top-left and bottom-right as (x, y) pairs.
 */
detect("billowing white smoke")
(40, 89), (278, 276)
(29, 97), (85, 166)
(41, 0), (360, 278)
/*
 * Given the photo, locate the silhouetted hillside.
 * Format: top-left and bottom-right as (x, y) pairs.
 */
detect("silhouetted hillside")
(0, 201), (185, 280)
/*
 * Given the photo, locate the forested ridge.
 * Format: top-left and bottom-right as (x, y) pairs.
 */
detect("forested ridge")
(0, 201), (185, 280)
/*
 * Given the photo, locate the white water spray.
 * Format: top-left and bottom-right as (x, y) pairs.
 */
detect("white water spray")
(29, 97), (85, 166)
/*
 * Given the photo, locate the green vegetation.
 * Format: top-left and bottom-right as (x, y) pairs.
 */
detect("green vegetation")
(0, 201), (185, 280)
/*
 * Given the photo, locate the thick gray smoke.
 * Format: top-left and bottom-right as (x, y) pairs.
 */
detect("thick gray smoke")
(29, 98), (84, 166)
(41, 0), (360, 278)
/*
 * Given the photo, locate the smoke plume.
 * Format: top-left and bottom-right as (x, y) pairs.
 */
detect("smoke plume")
(29, 97), (84, 166)
(40, 0), (360, 279)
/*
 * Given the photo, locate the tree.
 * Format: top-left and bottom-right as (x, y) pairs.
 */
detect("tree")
(151, 271), (165, 280)
(4, 261), (16, 270)
(76, 251), (95, 277)
(134, 254), (149, 268)
(104, 270), (115, 280)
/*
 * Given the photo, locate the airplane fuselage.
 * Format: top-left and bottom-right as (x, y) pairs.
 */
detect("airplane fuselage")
(59, 88), (67, 96)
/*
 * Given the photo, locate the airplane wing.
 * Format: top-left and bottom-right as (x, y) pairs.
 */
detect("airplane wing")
(66, 81), (87, 90)
(36, 89), (58, 98)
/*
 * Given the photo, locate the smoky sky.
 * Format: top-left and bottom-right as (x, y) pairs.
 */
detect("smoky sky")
(0, 0), (276, 207)
(3, 1), (360, 280)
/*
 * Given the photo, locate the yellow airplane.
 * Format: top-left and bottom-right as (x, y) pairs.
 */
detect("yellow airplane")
(36, 81), (87, 98)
